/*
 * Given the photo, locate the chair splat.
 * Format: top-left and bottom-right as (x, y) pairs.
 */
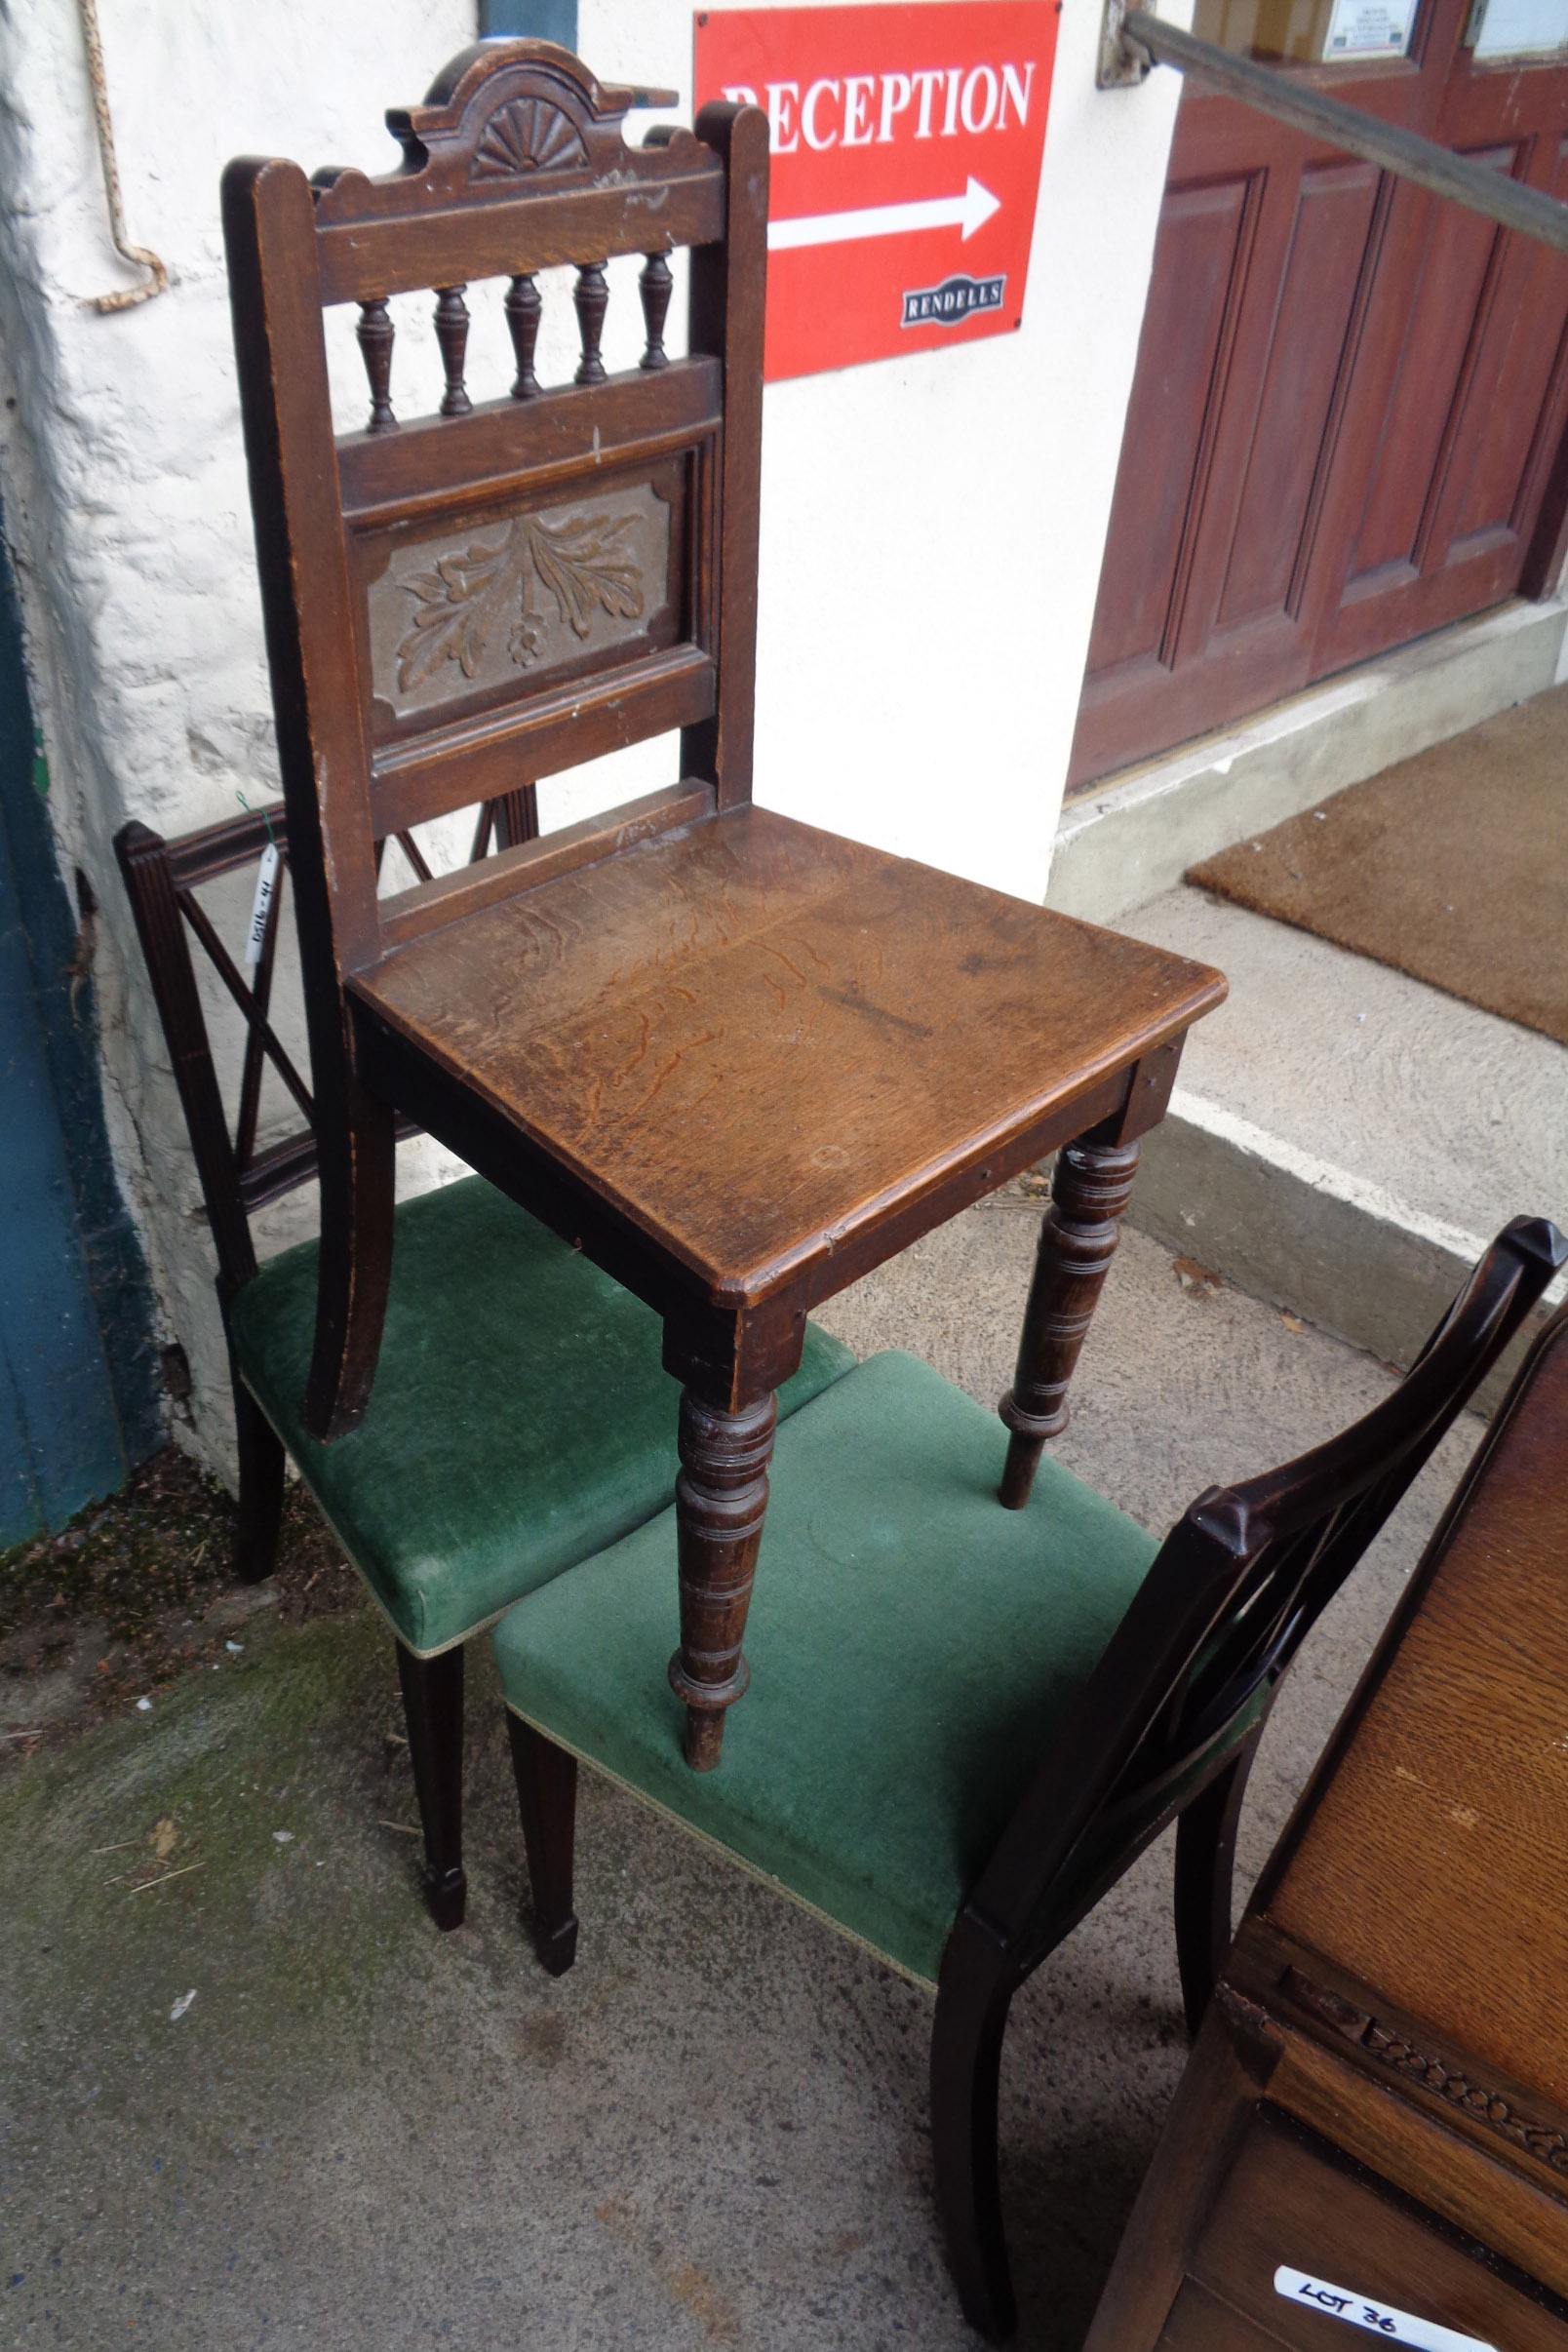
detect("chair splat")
(175, 882), (316, 1135)
(356, 298), (397, 434)
(571, 261), (609, 385)
(504, 273), (541, 399)
(639, 254), (673, 370)
(434, 286), (473, 417)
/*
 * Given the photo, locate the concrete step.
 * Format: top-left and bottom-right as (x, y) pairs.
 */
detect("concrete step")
(1117, 886), (1567, 1402)
(1047, 595), (1568, 926)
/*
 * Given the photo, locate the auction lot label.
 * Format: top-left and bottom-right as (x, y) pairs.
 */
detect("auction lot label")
(693, 3), (1057, 380)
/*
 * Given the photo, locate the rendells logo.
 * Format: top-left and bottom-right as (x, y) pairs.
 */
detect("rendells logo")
(901, 271), (1006, 329)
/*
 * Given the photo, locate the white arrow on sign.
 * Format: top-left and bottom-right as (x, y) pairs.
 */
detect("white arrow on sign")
(767, 176), (1001, 254)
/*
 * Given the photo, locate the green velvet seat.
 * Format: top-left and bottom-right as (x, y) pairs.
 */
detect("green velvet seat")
(490, 1348), (1258, 1987)
(231, 1174), (856, 1658)
(487, 1226), (1564, 2340)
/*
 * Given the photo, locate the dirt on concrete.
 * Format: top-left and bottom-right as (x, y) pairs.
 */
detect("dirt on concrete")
(0, 1446), (360, 1768)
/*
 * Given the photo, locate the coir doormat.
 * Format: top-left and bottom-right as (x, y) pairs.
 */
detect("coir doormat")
(1188, 681), (1568, 1046)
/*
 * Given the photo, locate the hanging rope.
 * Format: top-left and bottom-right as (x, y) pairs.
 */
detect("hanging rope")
(76, 0), (169, 311)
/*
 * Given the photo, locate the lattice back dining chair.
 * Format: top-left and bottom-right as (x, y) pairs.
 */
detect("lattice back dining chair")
(222, 43), (759, 1446)
(114, 804), (853, 1929)
(489, 1215), (1565, 2335)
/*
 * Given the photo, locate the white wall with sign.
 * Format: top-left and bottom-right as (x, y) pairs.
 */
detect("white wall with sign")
(582, 0), (1188, 897)
(0, 0), (1187, 1475)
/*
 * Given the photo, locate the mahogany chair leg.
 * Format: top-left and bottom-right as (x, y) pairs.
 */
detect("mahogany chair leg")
(999, 1135), (1141, 1509)
(931, 1927), (1021, 2340)
(507, 1714), (579, 1976)
(304, 1081), (396, 1441)
(231, 1364), (285, 1586)
(668, 1386), (777, 1772)
(1173, 1733), (1261, 2038)
(394, 1638), (466, 1931)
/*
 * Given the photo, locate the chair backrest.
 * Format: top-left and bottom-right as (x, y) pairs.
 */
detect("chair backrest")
(964, 1215), (1568, 1966)
(220, 43), (766, 1113)
(114, 793), (534, 1303)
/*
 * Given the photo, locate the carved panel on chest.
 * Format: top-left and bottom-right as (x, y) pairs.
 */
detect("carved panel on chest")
(361, 466), (682, 730)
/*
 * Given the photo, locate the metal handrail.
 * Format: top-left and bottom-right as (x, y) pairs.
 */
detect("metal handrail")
(1100, 2), (1568, 257)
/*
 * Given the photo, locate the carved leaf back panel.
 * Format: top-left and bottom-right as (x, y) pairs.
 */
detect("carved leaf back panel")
(361, 471), (679, 732)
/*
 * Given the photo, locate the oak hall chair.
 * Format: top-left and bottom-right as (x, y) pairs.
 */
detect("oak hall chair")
(221, 44), (1228, 1772)
(114, 804), (853, 1928)
(490, 1216), (1565, 2336)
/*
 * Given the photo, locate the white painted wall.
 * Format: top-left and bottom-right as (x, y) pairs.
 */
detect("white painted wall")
(0, 0), (1184, 1477)
(594, 0), (1189, 895)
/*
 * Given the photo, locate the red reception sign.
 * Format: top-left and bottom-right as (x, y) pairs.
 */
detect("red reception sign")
(693, 2), (1058, 381)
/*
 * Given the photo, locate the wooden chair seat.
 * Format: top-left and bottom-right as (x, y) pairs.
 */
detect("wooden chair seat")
(232, 1173), (854, 1659)
(353, 804), (1218, 1308)
(491, 1349), (1264, 1984)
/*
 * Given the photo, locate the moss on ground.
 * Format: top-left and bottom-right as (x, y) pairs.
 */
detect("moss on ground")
(0, 1599), (438, 2048)
(0, 1444), (360, 1761)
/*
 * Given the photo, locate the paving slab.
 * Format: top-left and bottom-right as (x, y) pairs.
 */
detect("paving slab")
(1118, 885), (1567, 1393)
(0, 1209), (1485, 2351)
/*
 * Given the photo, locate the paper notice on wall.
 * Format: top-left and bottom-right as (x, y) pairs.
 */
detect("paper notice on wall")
(1322, 0), (1419, 51)
(1274, 2269), (1499, 2351)
(1471, 0), (1568, 55)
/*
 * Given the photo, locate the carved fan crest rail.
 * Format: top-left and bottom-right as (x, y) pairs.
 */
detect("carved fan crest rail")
(308, 46), (702, 425)
(472, 95), (587, 182)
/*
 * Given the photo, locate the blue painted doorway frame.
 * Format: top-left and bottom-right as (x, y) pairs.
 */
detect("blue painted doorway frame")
(0, 525), (161, 1549)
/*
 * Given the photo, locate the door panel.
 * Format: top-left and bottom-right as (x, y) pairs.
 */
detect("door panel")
(1069, 0), (1568, 788)
(1213, 161), (1381, 632)
(1313, 145), (1532, 655)
(1451, 138), (1568, 542)
(1083, 176), (1259, 682)
(1348, 172), (1510, 584)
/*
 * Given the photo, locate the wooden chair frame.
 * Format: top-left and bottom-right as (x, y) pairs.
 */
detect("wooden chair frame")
(221, 41), (1229, 1773)
(115, 792), (535, 1928)
(504, 1215), (1564, 2335)
(221, 44), (755, 1444)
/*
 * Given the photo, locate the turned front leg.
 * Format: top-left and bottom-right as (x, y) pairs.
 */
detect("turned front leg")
(668, 1388), (777, 1772)
(999, 1136), (1141, 1509)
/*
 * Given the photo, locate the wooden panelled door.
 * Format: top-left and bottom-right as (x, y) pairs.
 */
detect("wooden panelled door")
(1069, 0), (1568, 788)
